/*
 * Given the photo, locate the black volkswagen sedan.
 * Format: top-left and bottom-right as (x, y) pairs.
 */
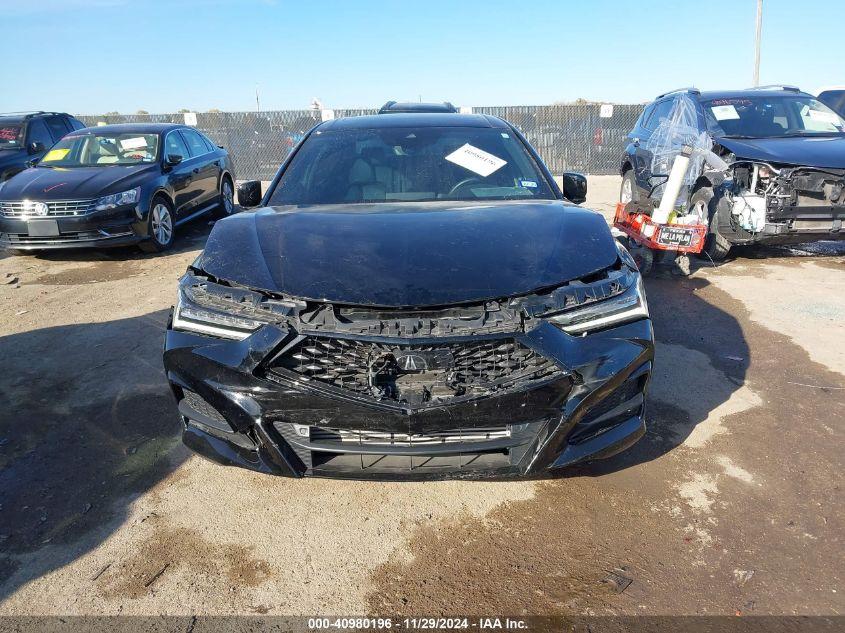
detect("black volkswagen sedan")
(0, 123), (236, 253)
(163, 110), (654, 480)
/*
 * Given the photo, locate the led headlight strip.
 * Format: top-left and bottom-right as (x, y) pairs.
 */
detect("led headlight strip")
(547, 276), (649, 334)
(172, 291), (264, 340)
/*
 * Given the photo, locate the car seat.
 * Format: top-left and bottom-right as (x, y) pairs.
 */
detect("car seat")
(345, 158), (387, 201)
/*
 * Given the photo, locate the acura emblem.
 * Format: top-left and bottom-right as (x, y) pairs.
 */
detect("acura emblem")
(395, 353), (427, 372)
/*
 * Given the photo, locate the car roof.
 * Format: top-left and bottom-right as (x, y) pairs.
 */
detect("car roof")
(317, 112), (510, 131)
(74, 122), (184, 135)
(696, 89), (813, 101)
(0, 111), (72, 124)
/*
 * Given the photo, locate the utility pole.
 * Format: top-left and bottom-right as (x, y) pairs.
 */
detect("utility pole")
(753, 0), (763, 86)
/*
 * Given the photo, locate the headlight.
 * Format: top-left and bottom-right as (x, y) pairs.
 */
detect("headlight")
(546, 276), (649, 334)
(94, 187), (140, 211)
(172, 290), (265, 340)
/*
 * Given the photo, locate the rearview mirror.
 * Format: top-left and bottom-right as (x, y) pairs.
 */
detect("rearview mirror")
(237, 180), (262, 208)
(165, 153), (183, 166)
(561, 171), (587, 204)
(28, 142), (46, 155)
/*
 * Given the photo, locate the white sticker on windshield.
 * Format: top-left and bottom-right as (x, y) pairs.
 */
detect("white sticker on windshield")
(711, 104), (740, 121)
(445, 143), (507, 177)
(120, 136), (148, 150)
(808, 109), (840, 124)
(520, 180), (537, 188)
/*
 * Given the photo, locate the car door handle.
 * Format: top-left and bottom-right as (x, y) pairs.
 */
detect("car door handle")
(192, 168), (200, 174)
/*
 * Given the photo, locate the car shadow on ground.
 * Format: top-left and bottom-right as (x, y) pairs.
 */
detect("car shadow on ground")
(566, 274), (751, 477)
(0, 309), (187, 602)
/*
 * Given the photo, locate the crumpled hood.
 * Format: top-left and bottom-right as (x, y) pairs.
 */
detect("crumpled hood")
(0, 164), (157, 199)
(716, 135), (845, 169)
(196, 200), (619, 307)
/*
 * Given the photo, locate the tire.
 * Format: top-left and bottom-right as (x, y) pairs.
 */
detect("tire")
(620, 169), (638, 204)
(139, 195), (175, 253)
(214, 175), (235, 218)
(690, 186), (731, 261)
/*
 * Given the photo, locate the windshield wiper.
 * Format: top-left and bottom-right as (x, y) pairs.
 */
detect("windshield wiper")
(778, 131), (844, 138)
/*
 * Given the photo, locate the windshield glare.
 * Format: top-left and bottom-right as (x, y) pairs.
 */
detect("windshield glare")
(703, 96), (845, 137)
(0, 124), (23, 149)
(268, 126), (555, 205)
(39, 132), (160, 167)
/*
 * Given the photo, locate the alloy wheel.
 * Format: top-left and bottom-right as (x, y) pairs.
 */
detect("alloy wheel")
(222, 180), (234, 215)
(151, 203), (173, 245)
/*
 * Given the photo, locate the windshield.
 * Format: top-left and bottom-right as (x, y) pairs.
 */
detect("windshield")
(702, 95), (845, 138)
(268, 126), (556, 205)
(38, 132), (160, 167)
(0, 123), (23, 150)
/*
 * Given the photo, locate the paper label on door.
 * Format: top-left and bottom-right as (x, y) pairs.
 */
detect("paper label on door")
(445, 143), (507, 177)
(711, 104), (740, 121)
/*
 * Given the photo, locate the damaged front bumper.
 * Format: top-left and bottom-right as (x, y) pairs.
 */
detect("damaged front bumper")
(163, 315), (653, 480)
(717, 163), (845, 244)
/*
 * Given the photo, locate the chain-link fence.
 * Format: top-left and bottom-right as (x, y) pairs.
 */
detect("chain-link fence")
(78, 103), (643, 180)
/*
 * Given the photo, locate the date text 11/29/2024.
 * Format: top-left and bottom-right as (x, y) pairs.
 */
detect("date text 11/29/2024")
(308, 618), (529, 630)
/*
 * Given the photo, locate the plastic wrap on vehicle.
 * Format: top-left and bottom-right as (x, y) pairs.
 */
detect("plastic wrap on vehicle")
(645, 94), (712, 207)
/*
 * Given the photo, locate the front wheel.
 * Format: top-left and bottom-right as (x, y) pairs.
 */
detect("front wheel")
(214, 176), (235, 218)
(620, 170), (638, 204)
(690, 187), (731, 261)
(139, 196), (175, 253)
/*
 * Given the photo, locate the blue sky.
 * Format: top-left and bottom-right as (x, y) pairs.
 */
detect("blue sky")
(1, 0), (842, 114)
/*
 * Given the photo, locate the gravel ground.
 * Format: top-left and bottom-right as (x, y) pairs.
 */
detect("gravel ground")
(0, 177), (842, 617)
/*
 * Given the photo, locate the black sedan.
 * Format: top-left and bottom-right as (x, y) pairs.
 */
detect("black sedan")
(163, 108), (654, 480)
(0, 123), (236, 253)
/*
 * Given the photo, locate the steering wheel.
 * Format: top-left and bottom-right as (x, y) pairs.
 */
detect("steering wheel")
(447, 177), (482, 197)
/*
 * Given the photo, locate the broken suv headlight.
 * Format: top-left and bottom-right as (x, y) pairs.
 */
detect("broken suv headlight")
(171, 271), (298, 340)
(546, 276), (649, 335)
(172, 291), (265, 340)
(172, 274), (265, 340)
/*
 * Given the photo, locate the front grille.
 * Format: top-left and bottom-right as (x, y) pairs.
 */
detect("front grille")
(267, 336), (564, 406)
(0, 199), (95, 217)
(307, 426), (511, 446)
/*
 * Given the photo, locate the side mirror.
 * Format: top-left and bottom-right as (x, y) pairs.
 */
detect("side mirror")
(28, 142), (46, 155)
(237, 180), (262, 208)
(165, 153), (183, 166)
(561, 171), (587, 204)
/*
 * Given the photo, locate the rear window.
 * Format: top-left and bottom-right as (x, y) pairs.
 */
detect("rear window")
(818, 90), (845, 118)
(0, 123), (23, 149)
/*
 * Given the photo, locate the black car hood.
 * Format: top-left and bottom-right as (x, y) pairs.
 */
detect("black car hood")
(0, 164), (157, 199)
(197, 201), (619, 307)
(716, 135), (845, 169)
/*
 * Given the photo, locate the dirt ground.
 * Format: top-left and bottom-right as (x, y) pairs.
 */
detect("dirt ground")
(0, 176), (842, 617)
